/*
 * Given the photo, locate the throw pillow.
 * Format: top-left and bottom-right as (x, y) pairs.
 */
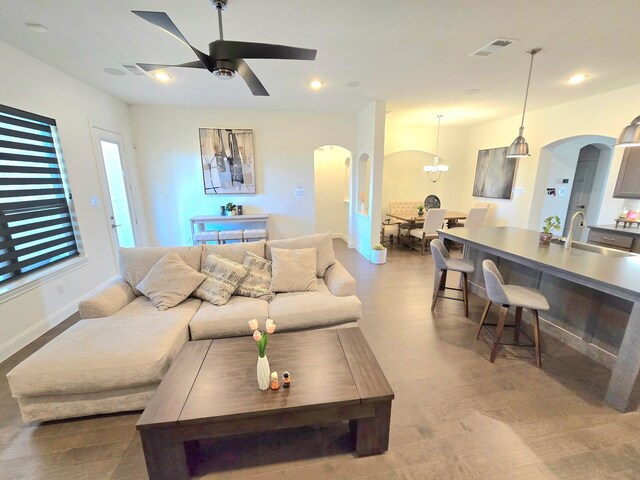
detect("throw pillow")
(266, 232), (335, 277)
(269, 247), (318, 293)
(235, 251), (275, 302)
(136, 252), (206, 311)
(200, 240), (265, 269)
(120, 246), (203, 295)
(193, 253), (248, 306)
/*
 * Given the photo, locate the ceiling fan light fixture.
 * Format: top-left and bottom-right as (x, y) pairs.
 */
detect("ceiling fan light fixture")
(615, 115), (640, 148)
(153, 71), (171, 82)
(132, 3), (316, 97)
(213, 68), (235, 80)
(507, 48), (541, 159)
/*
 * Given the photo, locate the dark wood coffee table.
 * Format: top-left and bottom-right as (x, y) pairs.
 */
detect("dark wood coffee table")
(136, 328), (394, 480)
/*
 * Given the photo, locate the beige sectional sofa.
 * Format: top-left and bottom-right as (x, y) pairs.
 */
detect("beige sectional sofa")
(7, 234), (361, 423)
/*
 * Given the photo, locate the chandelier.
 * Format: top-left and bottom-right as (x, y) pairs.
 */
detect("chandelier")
(423, 114), (449, 182)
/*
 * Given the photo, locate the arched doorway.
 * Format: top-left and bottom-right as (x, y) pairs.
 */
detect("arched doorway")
(532, 135), (614, 241)
(313, 145), (351, 241)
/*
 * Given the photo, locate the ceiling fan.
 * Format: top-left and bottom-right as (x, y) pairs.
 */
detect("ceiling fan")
(132, 0), (317, 96)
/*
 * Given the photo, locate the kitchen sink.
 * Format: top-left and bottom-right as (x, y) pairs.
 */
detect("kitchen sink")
(551, 239), (638, 257)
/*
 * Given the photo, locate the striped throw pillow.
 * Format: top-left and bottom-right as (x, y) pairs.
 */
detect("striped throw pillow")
(193, 253), (248, 306)
(235, 251), (275, 302)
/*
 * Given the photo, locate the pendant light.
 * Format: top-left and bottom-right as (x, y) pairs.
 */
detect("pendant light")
(423, 114), (449, 182)
(507, 48), (541, 158)
(615, 115), (640, 147)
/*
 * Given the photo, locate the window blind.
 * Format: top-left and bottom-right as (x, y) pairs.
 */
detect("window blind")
(0, 104), (79, 286)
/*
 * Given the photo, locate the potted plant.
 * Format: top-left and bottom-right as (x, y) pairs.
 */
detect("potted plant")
(540, 215), (561, 245)
(225, 202), (237, 216)
(417, 204), (425, 217)
(370, 243), (387, 264)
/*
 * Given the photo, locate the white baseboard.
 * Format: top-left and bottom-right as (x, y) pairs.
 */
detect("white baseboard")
(0, 276), (118, 363)
(331, 232), (349, 243)
(354, 244), (370, 260)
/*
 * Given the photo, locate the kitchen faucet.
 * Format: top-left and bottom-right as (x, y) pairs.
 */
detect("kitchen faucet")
(564, 211), (585, 250)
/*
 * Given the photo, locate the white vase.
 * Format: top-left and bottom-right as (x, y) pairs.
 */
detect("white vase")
(257, 355), (270, 391)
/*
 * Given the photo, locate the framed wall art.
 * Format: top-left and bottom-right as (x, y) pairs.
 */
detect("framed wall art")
(199, 127), (256, 194)
(472, 146), (518, 199)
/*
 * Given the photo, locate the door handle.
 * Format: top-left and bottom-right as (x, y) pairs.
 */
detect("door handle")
(578, 205), (585, 209)
(111, 224), (121, 228)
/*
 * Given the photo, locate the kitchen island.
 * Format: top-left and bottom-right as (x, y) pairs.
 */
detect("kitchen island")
(439, 226), (640, 413)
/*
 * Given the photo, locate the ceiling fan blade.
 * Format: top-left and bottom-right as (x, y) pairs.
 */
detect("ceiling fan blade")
(233, 59), (269, 96)
(211, 40), (317, 61)
(132, 11), (212, 70)
(136, 61), (207, 72)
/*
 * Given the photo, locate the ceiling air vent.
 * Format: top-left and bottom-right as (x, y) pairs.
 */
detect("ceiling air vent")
(121, 64), (146, 76)
(470, 38), (514, 57)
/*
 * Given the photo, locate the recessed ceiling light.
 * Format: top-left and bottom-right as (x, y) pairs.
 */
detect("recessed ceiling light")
(25, 23), (47, 33)
(103, 67), (126, 76)
(153, 72), (171, 82)
(308, 80), (324, 90)
(346, 81), (361, 88)
(567, 73), (588, 85)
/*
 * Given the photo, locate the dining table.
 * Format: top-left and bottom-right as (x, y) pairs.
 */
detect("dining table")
(386, 210), (467, 248)
(386, 210), (467, 229)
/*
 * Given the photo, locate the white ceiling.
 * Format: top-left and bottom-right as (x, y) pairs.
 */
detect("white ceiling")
(1, 0), (639, 126)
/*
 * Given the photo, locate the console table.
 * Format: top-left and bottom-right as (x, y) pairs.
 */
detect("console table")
(190, 214), (269, 245)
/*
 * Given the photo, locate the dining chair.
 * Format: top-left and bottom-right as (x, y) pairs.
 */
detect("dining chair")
(409, 208), (446, 255)
(380, 219), (401, 245)
(464, 207), (488, 229)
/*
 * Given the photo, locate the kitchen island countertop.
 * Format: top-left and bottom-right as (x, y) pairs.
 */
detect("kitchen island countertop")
(439, 226), (640, 300)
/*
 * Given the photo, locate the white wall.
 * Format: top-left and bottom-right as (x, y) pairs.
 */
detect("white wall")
(383, 124), (470, 214)
(536, 138), (613, 238)
(128, 105), (357, 245)
(349, 100), (386, 258)
(382, 150), (438, 218)
(313, 146), (350, 240)
(459, 83), (640, 229)
(0, 41), (138, 361)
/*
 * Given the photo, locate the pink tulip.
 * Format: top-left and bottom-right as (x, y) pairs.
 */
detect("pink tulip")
(266, 319), (276, 334)
(248, 319), (258, 331)
(253, 330), (262, 342)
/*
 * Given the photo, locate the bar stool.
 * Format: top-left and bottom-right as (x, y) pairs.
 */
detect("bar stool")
(477, 260), (549, 367)
(430, 239), (474, 317)
(242, 229), (267, 242)
(193, 231), (220, 245)
(218, 230), (243, 244)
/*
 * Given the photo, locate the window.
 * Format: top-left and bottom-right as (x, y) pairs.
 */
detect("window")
(0, 104), (80, 286)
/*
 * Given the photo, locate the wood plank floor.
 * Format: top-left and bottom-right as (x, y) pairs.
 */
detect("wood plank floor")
(1, 240), (639, 479)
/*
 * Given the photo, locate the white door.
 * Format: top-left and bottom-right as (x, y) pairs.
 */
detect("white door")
(563, 158), (597, 238)
(92, 128), (138, 252)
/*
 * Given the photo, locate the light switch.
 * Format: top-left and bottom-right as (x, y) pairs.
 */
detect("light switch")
(295, 187), (305, 197)
(91, 196), (99, 208)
